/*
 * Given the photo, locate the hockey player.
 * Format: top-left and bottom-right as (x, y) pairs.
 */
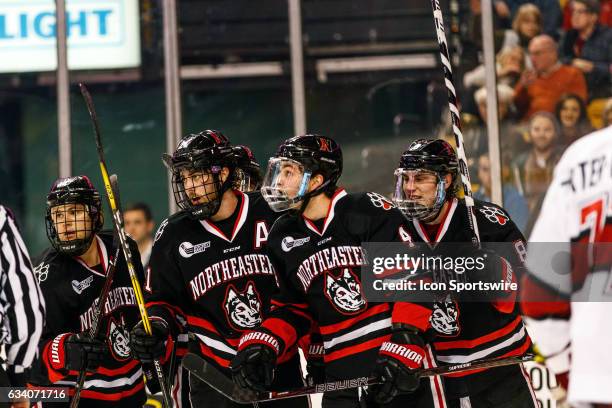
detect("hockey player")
(231, 134), (443, 407)
(390, 139), (537, 407)
(128, 130), (309, 407)
(30, 176), (147, 407)
(232, 143), (326, 387)
(522, 127), (612, 407)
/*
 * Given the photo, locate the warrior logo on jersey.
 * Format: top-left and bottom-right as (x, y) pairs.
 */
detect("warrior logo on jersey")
(34, 262), (49, 283)
(107, 317), (131, 361)
(367, 192), (394, 211)
(325, 268), (367, 314)
(430, 301), (460, 336)
(179, 241), (211, 258)
(479, 206), (509, 226)
(224, 282), (262, 330)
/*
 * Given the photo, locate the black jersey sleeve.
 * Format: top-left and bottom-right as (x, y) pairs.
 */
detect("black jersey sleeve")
(346, 194), (436, 332)
(144, 218), (189, 337)
(258, 240), (314, 358)
(30, 254), (80, 385)
(475, 200), (527, 312)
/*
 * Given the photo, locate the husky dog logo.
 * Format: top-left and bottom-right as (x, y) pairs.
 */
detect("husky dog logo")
(224, 282), (262, 330)
(108, 317), (131, 360)
(430, 301), (460, 336)
(325, 268), (367, 314)
(479, 206), (509, 225)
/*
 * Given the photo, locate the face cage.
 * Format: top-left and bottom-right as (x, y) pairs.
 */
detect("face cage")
(45, 203), (100, 256)
(392, 169), (447, 221)
(171, 165), (229, 220)
(261, 158), (313, 212)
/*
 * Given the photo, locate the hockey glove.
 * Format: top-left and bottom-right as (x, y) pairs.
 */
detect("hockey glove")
(47, 333), (107, 373)
(371, 325), (425, 405)
(130, 319), (170, 363)
(305, 342), (325, 386)
(231, 330), (281, 392)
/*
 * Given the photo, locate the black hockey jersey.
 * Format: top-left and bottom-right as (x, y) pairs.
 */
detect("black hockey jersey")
(258, 189), (426, 381)
(30, 231), (146, 407)
(145, 191), (292, 372)
(401, 198), (532, 395)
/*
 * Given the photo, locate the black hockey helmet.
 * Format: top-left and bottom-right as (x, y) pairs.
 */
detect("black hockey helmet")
(232, 145), (262, 192)
(262, 134), (342, 212)
(162, 130), (236, 220)
(393, 139), (458, 221)
(45, 175), (103, 256)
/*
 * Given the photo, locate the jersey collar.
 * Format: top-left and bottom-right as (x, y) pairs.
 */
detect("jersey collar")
(200, 190), (249, 243)
(413, 198), (458, 246)
(303, 188), (347, 237)
(74, 235), (108, 277)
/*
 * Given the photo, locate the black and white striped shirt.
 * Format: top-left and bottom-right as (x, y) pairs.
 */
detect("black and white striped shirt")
(0, 205), (45, 386)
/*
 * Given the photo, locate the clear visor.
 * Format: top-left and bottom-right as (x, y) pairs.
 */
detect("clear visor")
(392, 168), (445, 220)
(261, 158), (312, 212)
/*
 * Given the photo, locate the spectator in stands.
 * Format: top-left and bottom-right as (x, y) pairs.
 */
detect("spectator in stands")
(514, 35), (588, 119)
(475, 84), (528, 152)
(460, 84), (527, 177)
(124, 202), (155, 269)
(495, 0), (561, 38)
(559, 0), (612, 100)
(603, 98), (612, 126)
(464, 45), (525, 89)
(511, 3), (543, 51)
(474, 152), (529, 232)
(512, 112), (564, 233)
(562, 0), (612, 30)
(554, 93), (594, 146)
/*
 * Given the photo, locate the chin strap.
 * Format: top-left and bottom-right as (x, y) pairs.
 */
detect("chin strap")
(294, 180), (334, 215)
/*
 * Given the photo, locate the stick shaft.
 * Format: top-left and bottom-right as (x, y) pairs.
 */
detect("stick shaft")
(78, 83), (173, 408)
(429, 0), (480, 244)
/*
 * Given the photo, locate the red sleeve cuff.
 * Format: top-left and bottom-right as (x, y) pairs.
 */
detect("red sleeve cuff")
(392, 303), (432, 332)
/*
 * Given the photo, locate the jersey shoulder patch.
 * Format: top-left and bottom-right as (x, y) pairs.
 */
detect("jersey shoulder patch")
(344, 192), (395, 214)
(474, 199), (511, 226)
(154, 211), (188, 243)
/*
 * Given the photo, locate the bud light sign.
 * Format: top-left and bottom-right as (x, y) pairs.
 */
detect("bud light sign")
(0, 0), (140, 72)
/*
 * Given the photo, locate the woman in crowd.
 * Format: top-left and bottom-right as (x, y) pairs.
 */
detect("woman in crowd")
(511, 3), (543, 52)
(463, 45), (525, 89)
(554, 93), (594, 147)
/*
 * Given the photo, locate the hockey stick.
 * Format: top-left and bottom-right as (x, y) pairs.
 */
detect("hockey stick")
(70, 175), (122, 408)
(79, 83), (173, 408)
(183, 352), (534, 404)
(429, 0), (481, 245)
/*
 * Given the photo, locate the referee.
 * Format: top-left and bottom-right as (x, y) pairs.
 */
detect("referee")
(0, 205), (45, 407)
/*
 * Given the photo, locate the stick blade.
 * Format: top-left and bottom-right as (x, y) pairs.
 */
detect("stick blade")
(182, 353), (256, 404)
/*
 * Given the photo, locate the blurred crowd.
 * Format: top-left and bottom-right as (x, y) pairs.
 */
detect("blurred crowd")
(439, 0), (611, 236)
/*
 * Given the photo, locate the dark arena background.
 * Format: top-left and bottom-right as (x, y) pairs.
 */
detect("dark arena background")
(1, 0), (611, 407)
